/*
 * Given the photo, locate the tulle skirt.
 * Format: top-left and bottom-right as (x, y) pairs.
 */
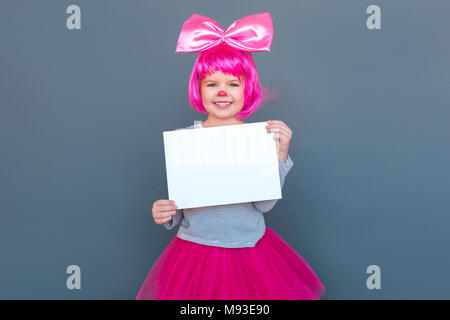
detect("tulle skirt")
(135, 228), (325, 300)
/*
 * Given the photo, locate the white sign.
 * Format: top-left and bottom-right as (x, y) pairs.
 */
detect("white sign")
(162, 122), (282, 209)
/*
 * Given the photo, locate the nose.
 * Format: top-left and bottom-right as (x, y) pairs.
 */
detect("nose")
(217, 90), (227, 96)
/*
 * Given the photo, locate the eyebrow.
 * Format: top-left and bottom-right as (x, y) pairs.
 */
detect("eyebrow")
(204, 79), (241, 83)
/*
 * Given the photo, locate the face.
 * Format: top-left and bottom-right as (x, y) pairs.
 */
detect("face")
(200, 71), (245, 121)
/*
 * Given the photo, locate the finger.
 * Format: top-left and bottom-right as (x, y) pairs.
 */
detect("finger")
(153, 209), (175, 220)
(277, 129), (291, 139)
(273, 131), (292, 146)
(267, 120), (289, 128)
(155, 216), (173, 224)
(268, 120), (287, 127)
(267, 123), (292, 135)
(267, 121), (292, 134)
(277, 132), (292, 144)
(155, 199), (175, 207)
(268, 129), (286, 143)
(157, 211), (176, 219)
(154, 205), (178, 213)
(155, 209), (177, 220)
(157, 210), (177, 219)
(268, 126), (291, 138)
(266, 122), (289, 130)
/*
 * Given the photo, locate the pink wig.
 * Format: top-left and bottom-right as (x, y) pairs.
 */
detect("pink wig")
(188, 44), (265, 120)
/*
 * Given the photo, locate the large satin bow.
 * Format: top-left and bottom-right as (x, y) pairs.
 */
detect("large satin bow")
(175, 12), (273, 53)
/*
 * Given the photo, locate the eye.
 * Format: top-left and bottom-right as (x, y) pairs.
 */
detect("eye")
(206, 83), (216, 87)
(230, 83), (240, 87)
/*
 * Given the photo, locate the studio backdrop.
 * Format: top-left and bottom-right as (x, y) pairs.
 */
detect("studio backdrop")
(1, 0), (449, 299)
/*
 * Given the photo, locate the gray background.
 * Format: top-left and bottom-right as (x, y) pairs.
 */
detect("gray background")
(1, 0), (449, 299)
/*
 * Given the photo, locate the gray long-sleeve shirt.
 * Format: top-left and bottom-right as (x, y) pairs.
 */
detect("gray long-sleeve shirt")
(163, 123), (294, 248)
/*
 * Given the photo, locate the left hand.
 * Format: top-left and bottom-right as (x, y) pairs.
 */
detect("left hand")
(265, 120), (292, 163)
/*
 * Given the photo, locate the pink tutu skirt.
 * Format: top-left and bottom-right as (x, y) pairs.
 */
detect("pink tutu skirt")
(135, 228), (325, 300)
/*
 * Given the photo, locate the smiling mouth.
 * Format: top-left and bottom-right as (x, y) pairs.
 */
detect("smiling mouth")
(214, 102), (233, 108)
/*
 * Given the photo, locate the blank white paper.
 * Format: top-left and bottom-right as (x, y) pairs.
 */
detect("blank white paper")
(162, 122), (281, 209)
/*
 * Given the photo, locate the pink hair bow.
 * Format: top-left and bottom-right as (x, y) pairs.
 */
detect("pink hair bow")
(175, 12), (273, 53)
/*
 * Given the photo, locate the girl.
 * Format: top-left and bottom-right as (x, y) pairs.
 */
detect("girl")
(136, 13), (325, 300)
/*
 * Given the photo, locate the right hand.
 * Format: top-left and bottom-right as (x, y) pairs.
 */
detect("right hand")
(152, 199), (178, 225)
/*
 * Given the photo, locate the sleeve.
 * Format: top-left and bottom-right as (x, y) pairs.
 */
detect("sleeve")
(163, 208), (184, 230)
(252, 154), (294, 213)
